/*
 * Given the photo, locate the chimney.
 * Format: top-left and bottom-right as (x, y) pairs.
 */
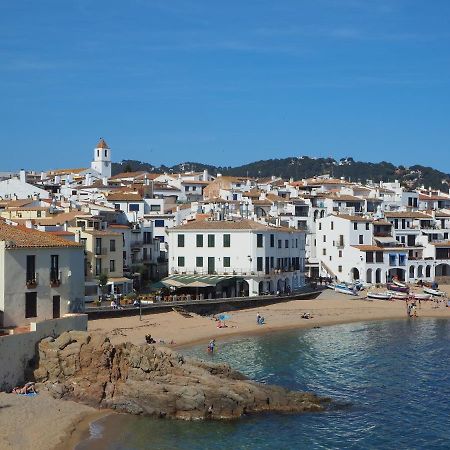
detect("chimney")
(102, 177), (108, 186)
(19, 169), (26, 183)
(203, 169), (208, 181)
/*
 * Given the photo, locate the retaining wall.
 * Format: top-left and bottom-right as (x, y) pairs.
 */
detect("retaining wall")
(0, 314), (87, 390)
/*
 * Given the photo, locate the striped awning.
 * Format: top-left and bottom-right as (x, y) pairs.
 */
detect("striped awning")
(160, 274), (241, 288)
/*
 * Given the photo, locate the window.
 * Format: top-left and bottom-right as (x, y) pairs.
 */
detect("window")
(156, 236), (165, 242)
(366, 252), (374, 263)
(26, 255), (36, 282)
(319, 223), (322, 230)
(25, 292), (37, 318)
(223, 234), (231, 247)
(257, 234), (263, 248)
(322, 248), (326, 255)
(376, 251), (383, 263)
(178, 234), (185, 247)
(95, 238), (102, 255)
(154, 220), (165, 227)
(366, 223), (370, 230)
(285, 239), (289, 248)
(257, 257), (263, 271)
(295, 239), (298, 248)
(196, 235), (203, 247)
(110, 260), (115, 272)
(50, 255), (59, 282)
(196, 257), (203, 267)
(208, 234), (215, 247)
(353, 222), (358, 230)
(359, 235), (364, 244)
(95, 259), (102, 276)
(143, 232), (152, 244)
(338, 250), (343, 257)
(331, 221), (334, 230)
(323, 235), (326, 243)
(129, 203), (140, 212)
(278, 239), (282, 248)
(114, 203), (121, 210)
(338, 266), (343, 273)
(150, 204), (161, 212)
(110, 240), (116, 252)
(270, 234), (275, 247)
(178, 256), (185, 267)
(104, 149), (108, 158)
(223, 257), (231, 267)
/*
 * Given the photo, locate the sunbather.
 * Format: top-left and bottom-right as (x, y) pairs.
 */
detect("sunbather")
(12, 382), (36, 394)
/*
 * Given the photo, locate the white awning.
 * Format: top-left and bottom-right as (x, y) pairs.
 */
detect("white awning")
(374, 236), (398, 245)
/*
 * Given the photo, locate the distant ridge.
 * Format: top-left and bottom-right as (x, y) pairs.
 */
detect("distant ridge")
(113, 156), (450, 192)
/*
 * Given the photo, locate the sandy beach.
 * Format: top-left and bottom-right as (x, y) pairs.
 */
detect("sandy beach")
(89, 289), (450, 348)
(2, 288), (450, 450)
(0, 389), (106, 450)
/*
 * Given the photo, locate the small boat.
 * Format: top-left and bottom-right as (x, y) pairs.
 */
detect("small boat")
(326, 283), (336, 290)
(367, 291), (392, 300)
(335, 284), (359, 296)
(387, 283), (410, 293)
(392, 279), (407, 288)
(423, 287), (445, 297)
(388, 291), (408, 300)
(412, 293), (432, 301)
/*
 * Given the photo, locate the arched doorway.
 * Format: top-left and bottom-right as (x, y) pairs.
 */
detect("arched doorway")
(409, 266), (415, 279)
(426, 265), (431, 278)
(375, 268), (382, 284)
(366, 268), (372, 284)
(320, 210), (325, 219)
(314, 210), (319, 222)
(267, 280), (273, 294)
(417, 265), (423, 278)
(388, 268), (406, 282)
(285, 278), (291, 293)
(277, 279), (283, 293)
(436, 263), (450, 277)
(258, 281), (264, 295)
(351, 267), (360, 281)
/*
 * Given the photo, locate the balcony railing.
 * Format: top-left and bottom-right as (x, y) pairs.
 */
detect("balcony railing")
(50, 270), (62, 287)
(170, 267), (302, 276)
(26, 273), (39, 288)
(94, 247), (108, 256)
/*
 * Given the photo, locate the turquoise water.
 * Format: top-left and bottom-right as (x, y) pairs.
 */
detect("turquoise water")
(78, 319), (450, 449)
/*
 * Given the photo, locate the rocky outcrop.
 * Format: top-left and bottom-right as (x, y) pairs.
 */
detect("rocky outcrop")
(33, 331), (328, 420)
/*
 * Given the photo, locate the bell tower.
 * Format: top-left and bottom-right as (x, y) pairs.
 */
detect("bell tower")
(91, 138), (111, 178)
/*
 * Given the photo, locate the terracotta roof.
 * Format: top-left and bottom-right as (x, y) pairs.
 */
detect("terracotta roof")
(431, 241), (450, 247)
(352, 245), (407, 252)
(171, 219), (300, 233)
(419, 194), (449, 201)
(96, 138), (109, 149)
(384, 212), (432, 219)
(373, 219), (392, 226)
(47, 230), (76, 236)
(109, 171), (147, 180)
(109, 224), (131, 229)
(31, 211), (90, 226)
(324, 194), (364, 201)
(2, 199), (35, 208)
(106, 192), (143, 202)
(332, 214), (372, 222)
(0, 222), (81, 248)
(48, 168), (87, 175)
(83, 230), (122, 236)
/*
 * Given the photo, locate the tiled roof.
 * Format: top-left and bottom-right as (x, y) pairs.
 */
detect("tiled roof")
(106, 192), (143, 201)
(431, 241), (450, 247)
(384, 212), (432, 219)
(96, 138), (109, 149)
(0, 222), (82, 248)
(332, 214), (372, 222)
(83, 229), (122, 236)
(171, 219), (300, 233)
(352, 245), (407, 252)
(109, 171), (147, 180)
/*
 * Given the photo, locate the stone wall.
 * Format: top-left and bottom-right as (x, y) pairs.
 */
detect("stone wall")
(0, 314), (87, 391)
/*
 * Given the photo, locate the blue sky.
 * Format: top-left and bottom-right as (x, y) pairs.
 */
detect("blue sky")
(1, 0), (450, 171)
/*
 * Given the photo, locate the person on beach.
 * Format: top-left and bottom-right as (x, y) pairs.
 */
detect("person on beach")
(208, 339), (216, 353)
(257, 312), (261, 324)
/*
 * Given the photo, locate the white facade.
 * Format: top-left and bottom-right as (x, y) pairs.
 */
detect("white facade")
(167, 220), (306, 296)
(91, 139), (112, 179)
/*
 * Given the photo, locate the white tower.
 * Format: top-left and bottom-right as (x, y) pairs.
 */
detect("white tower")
(91, 138), (112, 178)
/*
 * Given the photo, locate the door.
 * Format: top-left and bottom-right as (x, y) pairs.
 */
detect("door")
(207, 257), (215, 275)
(52, 295), (60, 319)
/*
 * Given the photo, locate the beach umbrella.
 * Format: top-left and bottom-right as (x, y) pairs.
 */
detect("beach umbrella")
(218, 314), (231, 321)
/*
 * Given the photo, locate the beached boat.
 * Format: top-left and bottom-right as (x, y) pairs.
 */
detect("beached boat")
(326, 283), (336, 290)
(412, 293), (432, 301)
(423, 287), (445, 297)
(387, 283), (409, 293)
(392, 279), (408, 288)
(367, 291), (392, 300)
(335, 284), (359, 296)
(388, 291), (408, 300)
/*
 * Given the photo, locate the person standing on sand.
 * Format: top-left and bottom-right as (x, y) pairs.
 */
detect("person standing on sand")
(257, 312), (261, 324)
(208, 339), (216, 353)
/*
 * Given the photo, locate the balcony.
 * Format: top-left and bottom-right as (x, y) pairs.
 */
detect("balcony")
(50, 270), (62, 288)
(131, 240), (143, 250)
(26, 273), (39, 289)
(94, 247), (108, 256)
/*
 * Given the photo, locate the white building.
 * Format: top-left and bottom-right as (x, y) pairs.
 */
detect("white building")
(91, 138), (112, 179)
(0, 222), (85, 328)
(167, 219), (305, 297)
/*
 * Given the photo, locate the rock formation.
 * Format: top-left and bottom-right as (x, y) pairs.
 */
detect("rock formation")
(33, 331), (328, 420)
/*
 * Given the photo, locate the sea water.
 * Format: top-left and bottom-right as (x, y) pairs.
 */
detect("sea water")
(77, 319), (450, 449)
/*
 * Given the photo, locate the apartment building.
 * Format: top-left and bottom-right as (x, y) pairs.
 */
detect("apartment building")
(167, 219), (305, 297)
(0, 222), (84, 328)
